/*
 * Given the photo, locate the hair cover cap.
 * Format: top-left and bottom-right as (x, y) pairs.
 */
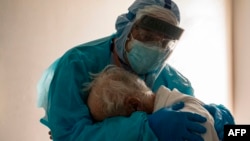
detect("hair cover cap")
(115, 0), (180, 62)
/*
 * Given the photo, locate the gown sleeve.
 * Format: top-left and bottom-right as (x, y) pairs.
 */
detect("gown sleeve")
(45, 53), (158, 141)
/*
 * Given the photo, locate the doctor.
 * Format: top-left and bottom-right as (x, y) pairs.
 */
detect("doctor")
(37, 0), (234, 141)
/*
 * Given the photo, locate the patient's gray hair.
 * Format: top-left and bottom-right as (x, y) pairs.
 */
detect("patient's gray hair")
(84, 65), (152, 118)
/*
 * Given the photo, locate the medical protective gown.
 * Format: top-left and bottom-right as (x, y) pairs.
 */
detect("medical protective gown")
(37, 34), (195, 141)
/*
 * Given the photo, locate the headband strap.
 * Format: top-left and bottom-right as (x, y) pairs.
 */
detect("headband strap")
(138, 15), (184, 40)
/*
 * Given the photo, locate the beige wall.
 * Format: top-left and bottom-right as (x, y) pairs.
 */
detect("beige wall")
(0, 0), (249, 141)
(0, 0), (134, 140)
(232, 0), (250, 124)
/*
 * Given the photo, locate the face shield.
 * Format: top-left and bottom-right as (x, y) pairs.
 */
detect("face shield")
(115, 0), (182, 88)
(125, 15), (184, 75)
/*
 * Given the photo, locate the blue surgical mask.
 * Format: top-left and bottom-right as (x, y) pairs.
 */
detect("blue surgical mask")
(126, 39), (168, 75)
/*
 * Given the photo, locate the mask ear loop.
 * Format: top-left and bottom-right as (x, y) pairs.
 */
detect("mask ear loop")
(126, 34), (135, 52)
(113, 46), (123, 68)
(127, 24), (137, 41)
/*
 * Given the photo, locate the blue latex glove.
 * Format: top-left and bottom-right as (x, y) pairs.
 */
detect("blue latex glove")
(148, 106), (207, 141)
(204, 104), (235, 140)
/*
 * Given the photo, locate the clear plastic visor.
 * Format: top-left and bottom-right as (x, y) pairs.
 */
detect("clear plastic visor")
(130, 25), (177, 52)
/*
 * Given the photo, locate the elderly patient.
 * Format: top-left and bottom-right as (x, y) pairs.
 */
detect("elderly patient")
(85, 65), (219, 141)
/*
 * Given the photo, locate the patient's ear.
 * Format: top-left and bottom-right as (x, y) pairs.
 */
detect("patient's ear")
(125, 97), (143, 113)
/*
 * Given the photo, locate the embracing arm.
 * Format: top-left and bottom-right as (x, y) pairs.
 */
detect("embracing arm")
(46, 59), (157, 141)
(45, 55), (209, 141)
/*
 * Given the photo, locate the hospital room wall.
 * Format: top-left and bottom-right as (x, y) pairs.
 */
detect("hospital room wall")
(232, 0), (250, 124)
(0, 1), (135, 141)
(0, 0), (249, 141)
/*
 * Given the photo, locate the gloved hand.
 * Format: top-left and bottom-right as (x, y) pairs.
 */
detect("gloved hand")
(148, 106), (207, 141)
(204, 104), (235, 140)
